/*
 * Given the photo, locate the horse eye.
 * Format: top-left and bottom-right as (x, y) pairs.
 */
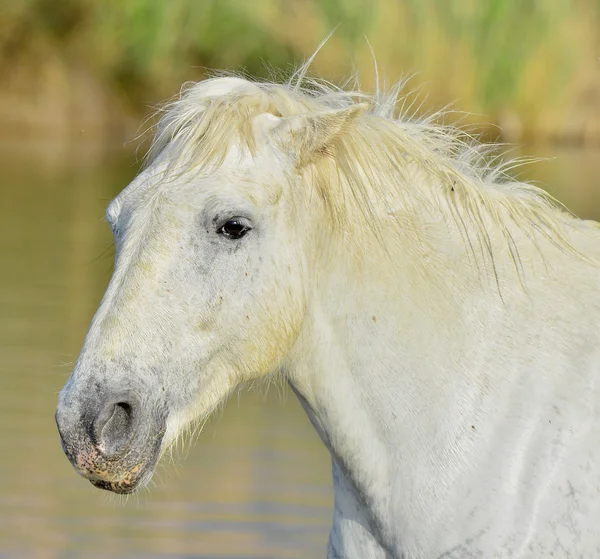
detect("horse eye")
(218, 219), (251, 240)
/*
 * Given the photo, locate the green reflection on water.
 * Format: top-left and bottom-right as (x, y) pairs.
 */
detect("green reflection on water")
(0, 144), (598, 558)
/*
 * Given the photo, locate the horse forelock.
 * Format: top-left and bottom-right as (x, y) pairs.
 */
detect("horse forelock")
(142, 65), (596, 279)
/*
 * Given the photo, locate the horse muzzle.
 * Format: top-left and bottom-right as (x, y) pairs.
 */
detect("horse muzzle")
(55, 388), (165, 494)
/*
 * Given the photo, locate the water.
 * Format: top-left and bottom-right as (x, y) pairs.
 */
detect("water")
(0, 143), (598, 559)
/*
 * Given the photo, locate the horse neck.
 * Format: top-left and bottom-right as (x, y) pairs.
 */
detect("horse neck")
(285, 225), (506, 543)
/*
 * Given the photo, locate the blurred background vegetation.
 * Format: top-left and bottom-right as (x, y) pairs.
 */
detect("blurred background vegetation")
(2, 0), (600, 144)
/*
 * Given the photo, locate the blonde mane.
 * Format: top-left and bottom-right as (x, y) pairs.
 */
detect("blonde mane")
(145, 65), (593, 279)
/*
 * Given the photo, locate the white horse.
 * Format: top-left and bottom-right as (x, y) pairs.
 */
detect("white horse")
(56, 63), (600, 558)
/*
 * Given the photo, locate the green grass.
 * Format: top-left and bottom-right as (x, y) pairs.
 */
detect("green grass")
(2, 0), (599, 140)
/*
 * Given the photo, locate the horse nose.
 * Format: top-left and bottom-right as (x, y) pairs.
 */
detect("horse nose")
(92, 394), (139, 459)
(55, 409), (68, 453)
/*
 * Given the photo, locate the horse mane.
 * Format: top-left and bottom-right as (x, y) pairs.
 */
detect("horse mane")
(144, 62), (594, 279)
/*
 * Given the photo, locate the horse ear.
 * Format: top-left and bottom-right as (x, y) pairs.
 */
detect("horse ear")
(255, 103), (368, 165)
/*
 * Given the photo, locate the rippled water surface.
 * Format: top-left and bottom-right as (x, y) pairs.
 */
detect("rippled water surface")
(0, 143), (598, 558)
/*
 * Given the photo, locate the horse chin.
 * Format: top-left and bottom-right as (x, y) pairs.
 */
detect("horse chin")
(73, 424), (166, 495)
(89, 466), (154, 494)
(87, 449), (160, 495)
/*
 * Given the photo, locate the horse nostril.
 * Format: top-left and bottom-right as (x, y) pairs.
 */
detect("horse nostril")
(93, 400), (136, 458)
